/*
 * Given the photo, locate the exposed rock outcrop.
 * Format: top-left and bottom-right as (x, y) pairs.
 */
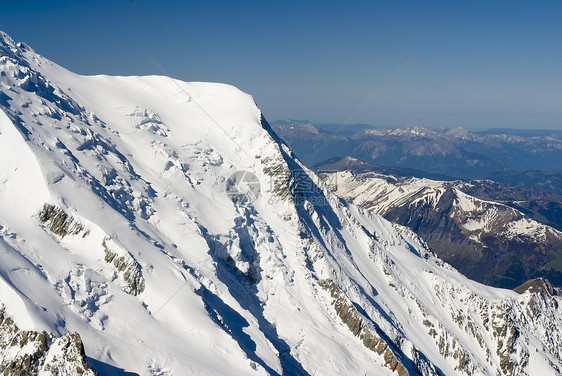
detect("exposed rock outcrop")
(514, 278), (557, 296)
(318, 279), (410, 376)
(39, 204), (86, 238)
(0, 306), (96, 376)
(102, 237), (145, 296)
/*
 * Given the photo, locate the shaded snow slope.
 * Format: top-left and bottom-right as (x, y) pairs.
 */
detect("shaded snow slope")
(0, 31), (561, 375)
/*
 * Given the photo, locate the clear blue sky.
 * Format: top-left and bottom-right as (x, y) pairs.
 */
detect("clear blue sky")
(1, 0), (561, 129)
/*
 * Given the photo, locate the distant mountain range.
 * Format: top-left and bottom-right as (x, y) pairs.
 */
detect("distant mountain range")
(272, 119), (562, 187)
(318, 159), (562, 289)
(276, 120), (562, 290)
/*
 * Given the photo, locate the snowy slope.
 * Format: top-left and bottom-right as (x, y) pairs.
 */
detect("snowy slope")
(1, 31), (562, 376)
(324, 170), (562, 243)
(322, 170), (562, 288)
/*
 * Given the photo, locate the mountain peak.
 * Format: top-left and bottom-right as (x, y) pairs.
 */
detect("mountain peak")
(271, 119), (320, 135)
(0, 30), (14, 45)
(0, 30), (34, 52)
(514, 278), (557, 296)
(0, 30), (36, 68)
(0, 30), (19, 59)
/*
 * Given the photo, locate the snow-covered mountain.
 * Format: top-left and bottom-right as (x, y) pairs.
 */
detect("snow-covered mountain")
(321, 166), (562, 288)
(1, 31), (562, 375)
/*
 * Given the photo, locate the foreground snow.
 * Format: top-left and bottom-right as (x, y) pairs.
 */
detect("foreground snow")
(0, 31), (561, 375)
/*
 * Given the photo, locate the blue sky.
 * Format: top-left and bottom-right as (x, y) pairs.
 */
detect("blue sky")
(1, 0), (561, 129)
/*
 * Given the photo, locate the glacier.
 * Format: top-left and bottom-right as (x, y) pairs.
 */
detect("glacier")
(0, 31), (561, 375)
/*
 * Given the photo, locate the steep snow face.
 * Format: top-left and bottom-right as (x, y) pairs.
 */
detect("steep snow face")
(1, 31), (562, 376)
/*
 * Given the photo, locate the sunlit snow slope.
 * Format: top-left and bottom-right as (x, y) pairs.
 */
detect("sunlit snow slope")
(322, 169), (562, 288)
(0, 31), (561, 376)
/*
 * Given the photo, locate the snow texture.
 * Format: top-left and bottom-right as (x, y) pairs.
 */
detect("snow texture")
(0, 30), (561, 376)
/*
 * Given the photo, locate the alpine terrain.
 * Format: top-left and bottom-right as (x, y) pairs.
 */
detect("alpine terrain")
(1, 31), (562, 375)
(319, 161), (562, 289)
(272, 119), (562, 184)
